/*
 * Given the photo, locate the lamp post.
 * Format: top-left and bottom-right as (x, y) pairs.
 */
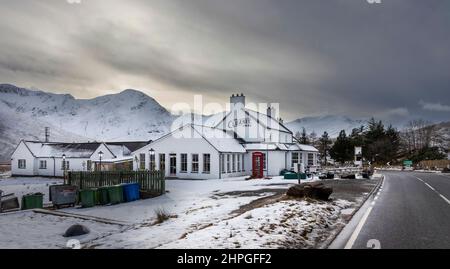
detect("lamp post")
(98, 151), (103, 172)
(62, 154), (66, 182)
(149, 148), (155, 171)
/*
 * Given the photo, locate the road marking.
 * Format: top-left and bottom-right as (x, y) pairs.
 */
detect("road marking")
(415, 176), (450, 206)
(440, 194), (450, 205)
(424, 183), (435, 191)
(345, 206), (373, 249)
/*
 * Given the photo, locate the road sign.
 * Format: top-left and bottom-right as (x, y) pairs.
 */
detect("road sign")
(403, 160), (413, 167)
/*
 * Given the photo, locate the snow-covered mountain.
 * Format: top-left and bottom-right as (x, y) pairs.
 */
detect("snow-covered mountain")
(286, 115), (367, 138)
(0, 84), (175, 161)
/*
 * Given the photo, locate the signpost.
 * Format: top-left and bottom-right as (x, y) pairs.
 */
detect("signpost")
(403, 160), (413, 167)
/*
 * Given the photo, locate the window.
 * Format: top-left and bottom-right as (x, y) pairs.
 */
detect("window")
(18, 159), (26, 169)
(39, 160), (47, 169)
(242, 154), (245, 172)
(61, 160), (69, 170)
(263, 153), (266, 170)
(300, 153), (303, 164)
(87, 160), (92, 171)
(220, 154), (225, 174)
(227, 154), (231, 173)
(308, 153), (314, 166)
(159, 154), (166, 172)
(139, 153), (146, 170)
(149, 153), (156, 171)
(232, 154), (236, 173)
(292, 152), (299, 169)
(203, 154), (211, 174)
(181, 154), (188, 173)
(192, 154), (199, 173)
(237, 155), (241, 172)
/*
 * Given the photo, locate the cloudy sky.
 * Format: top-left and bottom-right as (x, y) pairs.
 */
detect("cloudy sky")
(0, 0), (449, 122)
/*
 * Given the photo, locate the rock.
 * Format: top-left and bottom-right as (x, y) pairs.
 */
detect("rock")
(286, 182), (333, 201)
(64, 224), (90, 237)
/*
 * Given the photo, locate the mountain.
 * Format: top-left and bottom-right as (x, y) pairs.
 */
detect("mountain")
(286, 115), (367, 138)
(0, 84), (175, 161)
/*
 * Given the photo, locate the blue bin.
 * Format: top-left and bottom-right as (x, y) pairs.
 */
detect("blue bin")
(122, 183), (140, 202)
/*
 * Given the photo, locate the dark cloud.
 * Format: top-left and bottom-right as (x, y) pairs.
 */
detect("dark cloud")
(0, 0), (449, 122)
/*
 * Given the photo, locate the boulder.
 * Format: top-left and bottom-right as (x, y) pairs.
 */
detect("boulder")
(286, 182), (333, 201)
(64, 224), (90, 237)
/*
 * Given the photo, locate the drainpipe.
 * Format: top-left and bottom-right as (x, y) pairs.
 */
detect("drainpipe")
(52, 156), (56, 177)
(219, 153), (222, 179)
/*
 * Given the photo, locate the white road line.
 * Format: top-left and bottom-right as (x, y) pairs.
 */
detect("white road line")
(345, 206), (374, 249)
(424, 183), (435, 191)
(415, 176), (450, 206)
(440, 194), (450, 205)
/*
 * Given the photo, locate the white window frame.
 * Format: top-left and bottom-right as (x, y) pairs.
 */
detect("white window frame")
(39, 160), (47, 170)
(18, 159), (26, 169)
(180, 154), (188, 173)
(192, 154), (199, 174)
(203, 154), (211, 174)
(237, 155), (241, 172)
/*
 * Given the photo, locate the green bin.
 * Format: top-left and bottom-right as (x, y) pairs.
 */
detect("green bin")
(107, 185), (124, 205)
(21, 193), (44, 210)
(97, 187), (110, 205)
(80, 189), (96, 208)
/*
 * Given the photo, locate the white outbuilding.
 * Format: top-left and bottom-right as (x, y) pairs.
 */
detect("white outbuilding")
(10, 140), (149, 177)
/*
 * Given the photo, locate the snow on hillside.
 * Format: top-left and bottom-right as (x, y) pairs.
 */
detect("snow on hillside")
(286, 115), (367, 138)
(0, 84), (175, 161)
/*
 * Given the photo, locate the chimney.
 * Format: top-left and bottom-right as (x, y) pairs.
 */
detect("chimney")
(267, 106), (276, 118)
(230, 93), (246, 110)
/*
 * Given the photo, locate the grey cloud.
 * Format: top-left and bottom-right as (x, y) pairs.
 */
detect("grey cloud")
(0, 0), (449, 122)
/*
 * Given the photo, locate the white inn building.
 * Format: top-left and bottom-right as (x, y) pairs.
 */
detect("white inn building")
(132, 94), (319, 179)
(10, 94), (319, 179)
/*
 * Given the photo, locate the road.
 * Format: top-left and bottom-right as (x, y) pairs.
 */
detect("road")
(348, 171), (450, 249)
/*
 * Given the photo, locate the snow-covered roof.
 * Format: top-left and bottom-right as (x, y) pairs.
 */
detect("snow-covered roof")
(22, 141), (149, 158)
(288, 143), (319, 152)
(24, 141), (101, 158)
(243, 143), (279, 151)
(243, 108), (291, 133)
(191, 125), (246, 153)
(105, 144), (131, 158)
(92, 156), (134, 163)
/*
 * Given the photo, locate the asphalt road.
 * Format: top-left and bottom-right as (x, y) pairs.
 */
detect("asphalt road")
(351, 171), (450, 249)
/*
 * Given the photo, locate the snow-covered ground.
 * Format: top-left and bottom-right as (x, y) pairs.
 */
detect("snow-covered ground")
(0, 211), (123, 249)
(0, 177), (63, 205)
(0, 176), (361, 249)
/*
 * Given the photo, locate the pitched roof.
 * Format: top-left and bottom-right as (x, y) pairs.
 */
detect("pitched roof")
(24, 141), (101, 158)
(22, 140), (151, 158)
(191, 125), (246, 153)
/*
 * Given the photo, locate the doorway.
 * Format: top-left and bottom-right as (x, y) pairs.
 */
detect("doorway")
(170, 154), (177, 176)
(252, 152), (264, 179)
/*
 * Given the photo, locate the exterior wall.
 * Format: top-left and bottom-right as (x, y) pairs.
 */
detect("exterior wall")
(219, 153), (249, 179)
(287, 151), (319, 171)
(132, 127), (223, 179)
(246, 150), (288, 177)
(35, 157), (91, 177)
(266, 151), (287, 176)
(92, 144), (116, 160)
(11, 142), (35, 176)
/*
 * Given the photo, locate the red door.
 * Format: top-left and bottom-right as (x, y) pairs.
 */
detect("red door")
(252, 152), (264, 179)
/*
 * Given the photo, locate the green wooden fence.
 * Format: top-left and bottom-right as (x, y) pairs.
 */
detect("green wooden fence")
(66, 170), (165, 196)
